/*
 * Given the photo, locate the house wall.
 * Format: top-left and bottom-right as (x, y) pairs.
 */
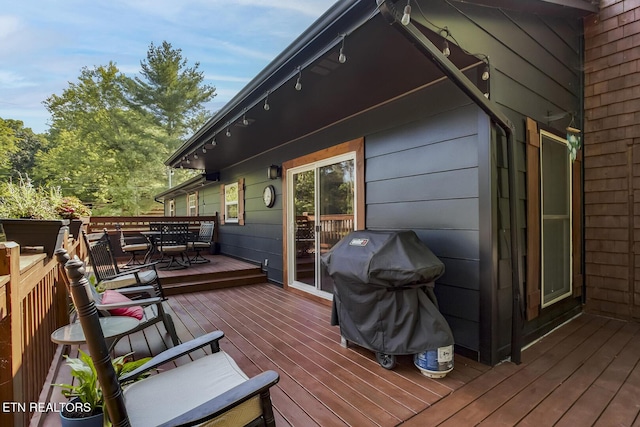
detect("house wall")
(583, 0), (640, 320)
(172, 78), (489, 358)
(417, 1), (585, 362)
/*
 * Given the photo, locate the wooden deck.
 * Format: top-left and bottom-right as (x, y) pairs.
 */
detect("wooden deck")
(35, 278), (640, 426)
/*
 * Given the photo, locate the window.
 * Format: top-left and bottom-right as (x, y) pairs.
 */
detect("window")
(188, 192), (198, 217)
(224, 183), (238, 223)
(220, 179), (244, 225)
(540, 131), (572, 307)
(525, 118), (582, 320)
(168, 199), (175, 217)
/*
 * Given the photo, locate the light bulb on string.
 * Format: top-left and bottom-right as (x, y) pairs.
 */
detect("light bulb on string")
(442, 40), (450, 57)
(242, 114), (249, 126)
(202, 145), (207, 153)
(263, 93), (270, 111)
(212, 137), (217, 147)
(338, 36), (347, 64)
(294, 68), (302, 91)
(482, 62), (490, 81)
(401, 1), (411, 26)
(226, 128), (231, 137)
(193, 152), (198, 160)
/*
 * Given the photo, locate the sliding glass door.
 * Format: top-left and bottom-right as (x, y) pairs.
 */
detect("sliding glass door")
(288, 153), (356, 297)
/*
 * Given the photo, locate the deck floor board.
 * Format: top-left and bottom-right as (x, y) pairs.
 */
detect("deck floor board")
(35, 260), (640, 427)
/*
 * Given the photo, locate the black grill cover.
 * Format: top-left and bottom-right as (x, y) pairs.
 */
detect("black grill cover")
(322, 230), (454, 355)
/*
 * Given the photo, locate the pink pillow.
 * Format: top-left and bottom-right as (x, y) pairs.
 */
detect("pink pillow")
(100, 290), (144, 320)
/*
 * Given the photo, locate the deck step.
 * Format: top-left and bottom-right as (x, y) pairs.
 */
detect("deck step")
(162, 271), (267, 295)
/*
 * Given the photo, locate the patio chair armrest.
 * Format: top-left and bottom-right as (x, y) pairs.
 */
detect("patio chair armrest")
(119, 331), (225, 383)
(116, 285), (156, 298)
(157, 370), (280, 427)
(96, 296), (161, 310)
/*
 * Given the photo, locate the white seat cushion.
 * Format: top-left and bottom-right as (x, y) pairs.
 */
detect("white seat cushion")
(123, 351), (262, 427)
(100, 270), (157, 290)
(122, 243), (149, 252)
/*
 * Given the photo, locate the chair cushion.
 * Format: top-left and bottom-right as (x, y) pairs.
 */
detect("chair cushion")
(189, 241), (212, 249)
(100, 290), (144, 320)
(158, 245), (188, 253)
(123, 351), (262, 427)
(100, 270), (157, 290)
(122, 243), (149, 252)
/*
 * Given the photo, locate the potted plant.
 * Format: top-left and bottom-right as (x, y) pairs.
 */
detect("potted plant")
(0, 175), (69, 257)
(55, 196), (92, 239)
(53, 350), (151, 426)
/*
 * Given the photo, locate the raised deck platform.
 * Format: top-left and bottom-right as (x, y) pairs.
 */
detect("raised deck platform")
(151, 254), (267, 295)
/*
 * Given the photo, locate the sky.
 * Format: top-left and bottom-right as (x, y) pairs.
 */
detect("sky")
(0, 0), (337, 134)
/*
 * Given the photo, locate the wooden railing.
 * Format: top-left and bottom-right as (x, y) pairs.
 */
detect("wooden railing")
(0, 234), (86, 427)
(295, 214), (354, 249)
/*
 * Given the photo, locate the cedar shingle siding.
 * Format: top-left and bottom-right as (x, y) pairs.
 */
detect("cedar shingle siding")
(584, 0), (640, 319)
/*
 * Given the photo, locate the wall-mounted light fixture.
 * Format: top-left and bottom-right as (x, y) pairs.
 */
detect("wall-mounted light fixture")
(267, 165), (281, 180)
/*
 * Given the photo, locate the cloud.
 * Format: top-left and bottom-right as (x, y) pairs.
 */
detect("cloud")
(0, 71), (37, 89)
(0, 0), (337, 133)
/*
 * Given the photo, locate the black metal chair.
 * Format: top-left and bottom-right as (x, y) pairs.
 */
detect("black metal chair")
(115, 223), (150, 268)
(188, 222), (214, 264)
(156, 223), (191, 270)
(63, 256), (279, 427)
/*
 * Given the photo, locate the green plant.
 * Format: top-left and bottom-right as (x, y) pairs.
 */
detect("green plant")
(53, 350), (151, 419)
(56, 196), (92, 219)
(0, 175), (60, 219)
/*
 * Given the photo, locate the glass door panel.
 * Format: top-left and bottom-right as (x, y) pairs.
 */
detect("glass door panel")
(318, 160), (355, 292)
(541, 133), (572, 307)
(293, 169), (315, 286)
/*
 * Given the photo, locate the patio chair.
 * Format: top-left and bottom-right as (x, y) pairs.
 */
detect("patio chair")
(188, 222), (214, 264)
(55, 248), (180, 348)
(64, 256), (280, 427)
(82, 230), (166, 299)
(156, 222), (191, 270)
(115, 223), (150, 268)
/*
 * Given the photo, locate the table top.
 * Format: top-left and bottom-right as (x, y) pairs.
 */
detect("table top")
(51, 316), (139, 345)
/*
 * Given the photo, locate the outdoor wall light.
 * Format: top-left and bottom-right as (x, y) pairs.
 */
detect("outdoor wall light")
(267, 165), (281, 180)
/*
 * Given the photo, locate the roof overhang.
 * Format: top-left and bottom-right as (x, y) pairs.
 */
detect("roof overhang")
(167, 0), (596, 174)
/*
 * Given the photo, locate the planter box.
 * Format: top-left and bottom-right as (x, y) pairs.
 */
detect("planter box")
(0, 218), (70, 258)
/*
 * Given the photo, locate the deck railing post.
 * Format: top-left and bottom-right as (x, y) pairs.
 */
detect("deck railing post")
(0, 242), (22, 427)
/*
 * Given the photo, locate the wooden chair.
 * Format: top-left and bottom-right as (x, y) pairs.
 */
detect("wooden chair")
(188, 222), (214, 264)
(82, 231), (165, 299)
(55, 248), (180, 348)
(63, 256), (280, 427)
(115, 223), (150, 268)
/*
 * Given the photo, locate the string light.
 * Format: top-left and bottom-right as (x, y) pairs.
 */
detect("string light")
(226, 127), (231, 137)
(263, 92), (270, 110)
(212, 136), (217, 147)
(294, 67), (302, 91)
(401, 1), (411, 26)
(202, 145), (206, 153)
(338, 35), (347, 63)
(482, 61), (490, 81)
(193, 152), (198, 160)
(242, 113), (249, 126)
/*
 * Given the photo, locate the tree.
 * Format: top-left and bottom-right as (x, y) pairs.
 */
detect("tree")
(38, 63), (166, 214)
(2, 118), (49, 180)
(37, 41), (214, 215)
(0, 118), (18, 178)
(125, 41), (216, 149)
